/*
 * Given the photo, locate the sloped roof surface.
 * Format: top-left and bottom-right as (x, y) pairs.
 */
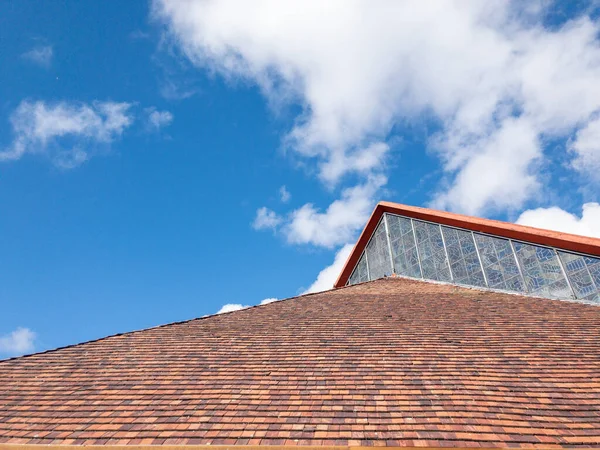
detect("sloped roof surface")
(2, 277), (600, 447)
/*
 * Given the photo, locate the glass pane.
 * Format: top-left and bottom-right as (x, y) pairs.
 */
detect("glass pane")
(348, 252), (369, 285)
(366, 218), (392, 280)
(413, 220), (451, 282)
(442, 226), (487, 288)
(583, 256), (600, 302)
(558, 251), (597, 300)
(513, 242), (573, 299)
(585, 256), (600, 285)
(474, 234), (526, 293)
(385, 214), (421, 278)
(347, 213), (600, 305)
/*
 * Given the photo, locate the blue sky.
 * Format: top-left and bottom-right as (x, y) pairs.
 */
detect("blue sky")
(1, 0), (600, 357)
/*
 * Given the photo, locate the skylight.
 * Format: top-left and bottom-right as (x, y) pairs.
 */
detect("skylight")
(347, 212), (600, 303)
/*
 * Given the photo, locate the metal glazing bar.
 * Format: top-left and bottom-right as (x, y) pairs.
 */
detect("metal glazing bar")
(509, 239), (528, 293)
(364, 250), (370, 282)
(439, 225), (453, 281)
(410, 219), (424, 279)
(554, 249), (577, 299)
(471, 231), (489, 287)
(383, 214), (395, 276)
(346, 268), (354, 286)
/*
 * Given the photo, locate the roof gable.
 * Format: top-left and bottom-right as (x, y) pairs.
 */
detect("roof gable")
(335, 202), (600, 303)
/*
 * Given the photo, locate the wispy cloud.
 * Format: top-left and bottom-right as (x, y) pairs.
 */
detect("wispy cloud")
(145, 107), (174, 131)
(279, 186), (291, 203)
(22, 45), (53, 68)
(0, 327), (36, 356)
(252, 207), (283, 231)
(0, 100), (172, 168)
(253, 175), (385, 248)
(130, 29), (151, 41)
(159, 78), (198, 101)
(0, 100), (133, 167)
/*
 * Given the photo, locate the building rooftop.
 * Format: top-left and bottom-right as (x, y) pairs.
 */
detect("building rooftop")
(2, 276), (600, 448)
(3, 202), (600, 448)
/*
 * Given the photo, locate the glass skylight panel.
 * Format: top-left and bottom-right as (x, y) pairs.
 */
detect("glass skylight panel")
(413, 220), (451, 282)
(586, 256), (600, 287)
(366, 219), (392, 281)
(583, 256), (600, 302)
(386, 214), (421, 278)
(473, 234), (525, 292)
(348, 252), (369, 285)
(442, 226), (487, 288)
(346, 212), (600, 303)
(358, 253), (369, 282)
(558, 251), (597, 300)
(513, 242), (572, 299)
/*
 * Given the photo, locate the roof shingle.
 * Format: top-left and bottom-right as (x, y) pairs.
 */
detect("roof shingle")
(2, 277), (600, 447)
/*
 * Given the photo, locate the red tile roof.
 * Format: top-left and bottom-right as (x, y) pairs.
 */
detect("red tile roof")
(2, 277), (600, 447)
(335, 202), (600, 288)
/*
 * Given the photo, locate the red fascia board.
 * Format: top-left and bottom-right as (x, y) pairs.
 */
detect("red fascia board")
(334, 201), (600, 288)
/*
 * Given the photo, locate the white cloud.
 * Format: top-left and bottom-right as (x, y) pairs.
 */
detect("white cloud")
(279, 185), (291, 203)
(570, 117), (600, 182)
(252, 207), (282, 230)
(253, 175), (383, 248)
(155, 0), (600, 217)
(145, 107), (174, 130)
(0, 327), (36, 356)
(303, 243), (354, 294)
(217, 298), (280, 314)
(431, 117), (542, 215)
(22, 45), (53, 68)
(0, 100), (134, 167)
(516, 202), (600, 238)
(255, 179), (385, 250)
(284, 175), (385, 248)
(318, 142), (390, 187)
(216, 303), (250, 314)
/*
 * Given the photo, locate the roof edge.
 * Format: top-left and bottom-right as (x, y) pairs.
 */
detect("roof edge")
(334, 201), (600, 288)
(1, 274), (360, 364)
(0, 445), (516, 450)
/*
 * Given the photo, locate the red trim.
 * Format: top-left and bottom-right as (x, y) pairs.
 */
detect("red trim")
(334, 201), (600, 288)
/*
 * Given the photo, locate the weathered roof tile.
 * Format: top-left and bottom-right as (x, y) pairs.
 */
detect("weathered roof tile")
(2, 277), (600, 447)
